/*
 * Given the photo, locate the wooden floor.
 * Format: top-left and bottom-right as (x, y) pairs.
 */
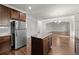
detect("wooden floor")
(10, 46), (27, 55)
(48, 32), (75, 55)
(1, 32), (75, 55)
(1, 46), (27, 55)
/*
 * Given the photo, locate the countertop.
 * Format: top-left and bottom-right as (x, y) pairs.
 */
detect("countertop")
(0, 33), (11, 37)
(0, 27), (10, 37)
(31, 33), (53, 39)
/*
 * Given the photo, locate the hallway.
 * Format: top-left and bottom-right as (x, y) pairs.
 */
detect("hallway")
(48, 32), (75, 55)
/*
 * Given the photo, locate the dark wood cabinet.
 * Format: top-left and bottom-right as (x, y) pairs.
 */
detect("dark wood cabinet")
(10, 9), (20, 20)
(75, 38), (79, 54)
(0, 5), (26, 22)
(0, 5), (11, 25)
(0, 36), (11, 54)
(0, 5), (1, 23)
(31, 34), (52, 55)
(43, 37), (49, 55)
(20, 12), (26, 22)
(31, 37), (43, 55)
(43, 35), (52, 54)
(11, 9), (26, 22)
(48, 34), (52, 50)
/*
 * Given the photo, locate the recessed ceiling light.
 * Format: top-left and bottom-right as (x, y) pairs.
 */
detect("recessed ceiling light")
(58, 20), (61, 23)
(54, 20), (61, 24)
(28, 6), (32, 10)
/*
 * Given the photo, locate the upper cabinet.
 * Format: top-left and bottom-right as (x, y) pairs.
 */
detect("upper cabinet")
(19, 12), (26, 22)
(10, 9), (26, 22)
(10, 9), (20, 20)
(0, 5), (26, 23)
(0, 5), (11, 25)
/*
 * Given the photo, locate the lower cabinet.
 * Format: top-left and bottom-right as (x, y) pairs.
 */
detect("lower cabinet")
(48, 34), (52, 50)
(31, 34), (52, 55)
(43, 36), (49, 55)
(0, 36), (11, 54)
(75, 38), (79, 54)
(31, 37), (43, 55)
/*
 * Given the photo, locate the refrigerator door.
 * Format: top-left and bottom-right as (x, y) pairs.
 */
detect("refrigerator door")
(18, 21), (26, 29)
(15, 21), (26, 30)
(15, 30), (26, 49)
(15, 21), (19, 30)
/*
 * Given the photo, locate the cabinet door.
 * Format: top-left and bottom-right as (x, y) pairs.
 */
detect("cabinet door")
(20, 12), (26, 22)
(0, 36), (11, 54)
(43, 37), (48, 55)
(31, 37), (43, 55)
(0, 5), (10, 25)
(0, 5), (2, 25)
(11, 9), (20, 20)
(48, 34), (52, 49)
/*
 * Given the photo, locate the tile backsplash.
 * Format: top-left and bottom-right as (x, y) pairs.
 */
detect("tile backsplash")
(0, 26), (10, 36)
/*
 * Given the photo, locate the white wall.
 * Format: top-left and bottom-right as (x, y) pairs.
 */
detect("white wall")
(27, 16), (38, 38)
(38, 16), (75, 38)
(46, 22), (70, 33)
(26, 16), (38, 55)
(75, 14), (79, 38)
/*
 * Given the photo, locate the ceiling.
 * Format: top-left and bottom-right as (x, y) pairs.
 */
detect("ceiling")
(7, 4), (79, 19)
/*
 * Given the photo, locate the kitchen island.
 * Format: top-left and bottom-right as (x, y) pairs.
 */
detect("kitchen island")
(31, 33), (53, 55)
(75, 37), (79, 54)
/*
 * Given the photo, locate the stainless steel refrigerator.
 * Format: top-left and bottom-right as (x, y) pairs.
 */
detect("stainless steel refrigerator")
(10, 20), (26, 49)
